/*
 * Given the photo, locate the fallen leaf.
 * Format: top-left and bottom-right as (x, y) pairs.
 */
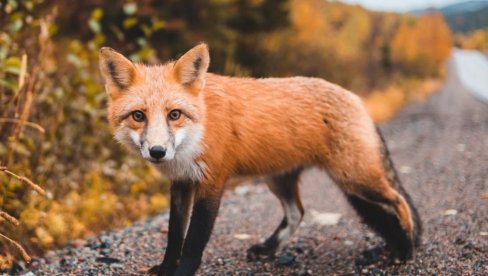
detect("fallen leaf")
(234, 233), (252, 240)
(399, 166), (411, 174)
(443, 209), (458, 216)
(344, 240), (354, 246)
(310, 209), (341, 225)
(456, 144), (466, 152)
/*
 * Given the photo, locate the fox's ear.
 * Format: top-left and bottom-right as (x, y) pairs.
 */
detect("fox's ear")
(99, 47), (140, 91)
(173, 43), (210, 91)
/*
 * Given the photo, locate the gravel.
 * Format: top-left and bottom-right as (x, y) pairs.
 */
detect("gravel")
(14, 59), (488, 275)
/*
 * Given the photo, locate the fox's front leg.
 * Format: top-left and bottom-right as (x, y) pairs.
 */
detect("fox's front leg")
(173, 185), (223, 276)
(149, 181), (195, 276)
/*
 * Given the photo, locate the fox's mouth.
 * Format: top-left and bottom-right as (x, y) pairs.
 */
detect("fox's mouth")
(149, 159), (164, 164)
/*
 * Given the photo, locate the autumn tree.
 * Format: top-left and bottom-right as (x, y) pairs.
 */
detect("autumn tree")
(392, 12), (452, 76)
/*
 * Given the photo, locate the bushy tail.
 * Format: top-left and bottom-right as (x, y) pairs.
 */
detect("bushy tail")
(345, 127), (422, 260)
(376, 127), (422, 247)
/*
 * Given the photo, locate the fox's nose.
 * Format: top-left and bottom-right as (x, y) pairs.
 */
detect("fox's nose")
(149, 146), (166, 159)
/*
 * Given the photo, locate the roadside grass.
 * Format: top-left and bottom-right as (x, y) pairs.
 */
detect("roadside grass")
(363, 78), (442, 123)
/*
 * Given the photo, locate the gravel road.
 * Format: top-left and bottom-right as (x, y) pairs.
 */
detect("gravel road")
(19, 55), (488, 275)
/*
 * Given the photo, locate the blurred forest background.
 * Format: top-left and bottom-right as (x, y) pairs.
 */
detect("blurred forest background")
(0, 0), (486, 268)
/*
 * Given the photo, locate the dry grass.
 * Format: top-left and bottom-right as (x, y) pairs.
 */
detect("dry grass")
(363, 78), (442, 123)
(0, 38), (46, 266)
(0, 167), (45, 264)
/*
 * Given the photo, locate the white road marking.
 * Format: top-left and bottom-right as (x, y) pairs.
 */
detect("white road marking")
(453, 49), (488, 104)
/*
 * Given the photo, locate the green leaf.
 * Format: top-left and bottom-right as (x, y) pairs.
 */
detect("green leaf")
(108, 25), (123, 41)
(123, 2), (137, 15)
(11, 142), (31, 157)
(5, 57), (21, 68)
(136, 37), (146, 47)
(0, 142), (7, 156)
(67, 53), (82, 68)
(0, 78), (17, 90)
(91, 8), (103, 20)
(152, 19), (166, 30)
(123, 18), (138, 29)
(88, 18), (101, 34)
(9, 18), (23, 33)
(5, 0), (18, 13)
(5, 56), (21, 69)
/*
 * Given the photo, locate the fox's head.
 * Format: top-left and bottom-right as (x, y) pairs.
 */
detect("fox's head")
(99, 44), (209, 166)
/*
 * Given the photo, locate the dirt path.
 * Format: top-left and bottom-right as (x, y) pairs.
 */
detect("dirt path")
(23, 57), (488, 275)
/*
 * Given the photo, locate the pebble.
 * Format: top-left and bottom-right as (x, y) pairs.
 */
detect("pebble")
(277, 253), (296, 266)
(100, 248), (110, 255)
(95, 257), (121, 264)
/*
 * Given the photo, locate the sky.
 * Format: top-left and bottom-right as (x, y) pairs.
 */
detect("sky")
(339, 0), (470, 12)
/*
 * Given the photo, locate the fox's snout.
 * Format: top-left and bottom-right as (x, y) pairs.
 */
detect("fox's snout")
(149, 146), (166, 159)
(136, 125), (178, 163)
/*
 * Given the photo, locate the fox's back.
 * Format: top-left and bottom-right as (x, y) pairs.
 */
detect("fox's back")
(201, 74), (379, 177)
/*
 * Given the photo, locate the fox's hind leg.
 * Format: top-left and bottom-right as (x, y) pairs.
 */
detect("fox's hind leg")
(247, 167), (304, 260)
(322, 129), (421, 260)
(345, 178), (420, 260)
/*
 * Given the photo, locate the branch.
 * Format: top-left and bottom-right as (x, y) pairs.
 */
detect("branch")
(0, 211), (20, 226)
(0, 233), (31, 263)
(0, 167), (46, 196)
(0, 118), (45, 134)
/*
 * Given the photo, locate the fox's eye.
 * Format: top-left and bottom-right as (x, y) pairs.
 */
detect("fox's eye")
(168, 109), (181, 121)
(132, 110), (145, 122)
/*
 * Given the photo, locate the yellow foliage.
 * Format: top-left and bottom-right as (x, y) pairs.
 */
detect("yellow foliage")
(0, 254), (15, 270)
(392, 20), (419, 64)
(364, 78), (442, 122)
(391, 13), (452, 76)
(19, 207), (43, 229)
(291, 0), (327, 39)
(337, 9), (371, 60)
(131, 180), (148, 194)
(363, 86), (405, 122)
(35, 227), (54, 246)
(45, 211), (68, 245)
(456, 28), (488, 50)
(79, 191), (119, 231)
(149, 193), (169, 214)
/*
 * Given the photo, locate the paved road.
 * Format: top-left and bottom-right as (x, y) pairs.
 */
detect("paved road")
(24, 53), (488, 275)
(453, 49), (488, 103)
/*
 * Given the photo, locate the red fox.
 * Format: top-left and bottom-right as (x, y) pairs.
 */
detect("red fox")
(99, 43), (421, 275)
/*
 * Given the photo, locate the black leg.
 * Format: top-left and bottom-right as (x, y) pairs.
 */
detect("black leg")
(148, 182), (195, 276)
(247, 218), (288, 259)
(346, 193), (417, 260)
(247, 167), (304, 260)
(173, 191), (222, 276)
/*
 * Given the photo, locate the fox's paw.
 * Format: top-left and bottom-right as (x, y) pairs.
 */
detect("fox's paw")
(147, 264), (164, 276)
(147, 263), (176, 276)
(247, 243), (277, 261)
(390, 245), (415, 262)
